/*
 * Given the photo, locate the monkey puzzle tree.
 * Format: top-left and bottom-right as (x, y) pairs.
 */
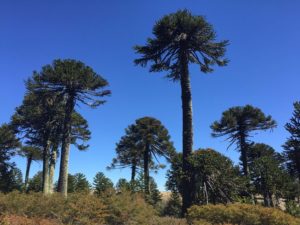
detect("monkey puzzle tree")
(134, 9), (228, 214)
(248, 143), (288, 207)
(11, 89), (64, 195)
(211, 105), (276, 176)
(28, 59), (110, 197)
(134, 117), (174, 195)
(283, 102), (300, 183)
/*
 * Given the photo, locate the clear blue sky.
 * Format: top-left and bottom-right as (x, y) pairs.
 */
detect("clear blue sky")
(1, 1), (299, 190)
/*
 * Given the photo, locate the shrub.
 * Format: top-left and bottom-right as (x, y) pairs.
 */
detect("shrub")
(104, 190), (156, 225)
(0, 192), (107, 225)
(286, 200), (300, 217)
(187, 203), (300, 225)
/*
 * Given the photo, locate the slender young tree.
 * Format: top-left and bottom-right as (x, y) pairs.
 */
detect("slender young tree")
(134, 10), (228, 214)
(134, 117), (174, 195)
(93, 172), (114, 196)
(283, 102), (300, 183)
(18, 145), (42, 191)
(211, 105), (276, 176)
(28, 59), (110, 197)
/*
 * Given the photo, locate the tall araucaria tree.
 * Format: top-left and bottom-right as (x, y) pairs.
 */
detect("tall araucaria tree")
(134, 10), (228, 214)
(211, 105), (276, 176)
(23, 59), (110, 197)
(283, 101), (300, 183)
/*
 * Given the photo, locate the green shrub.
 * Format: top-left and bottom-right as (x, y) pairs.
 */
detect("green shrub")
(104, 190), (156, 225)
(286, 200), (300, 217)
(187, 203), (300, 225)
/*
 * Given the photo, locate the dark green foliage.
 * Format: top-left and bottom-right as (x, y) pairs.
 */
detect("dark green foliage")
(93, 172), (114, 195)
(109, 117), (174, 196)
(73, 173), (91, 193)
(248, 143), (290, 207)
(134, 9), (228, 80)
(28, 171), (43, 192)
(26, 59), (110, 196)
(167, 149), (245, 205)
(0, 124), (21, 193)
(283, 102), (300, 181)
(67, 174), (76, 193)
(115, 178), (131, 191)
(163, 191), (182, 218)
(211, 105), (276, 176)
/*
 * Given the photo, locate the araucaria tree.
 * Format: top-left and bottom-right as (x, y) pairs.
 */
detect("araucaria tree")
(28, 59), (110, 197)
(211, 105), (276, 176)
(283, 101), (300, 183)
(134, 10), (228, 214)
(109, 117), (174, 195)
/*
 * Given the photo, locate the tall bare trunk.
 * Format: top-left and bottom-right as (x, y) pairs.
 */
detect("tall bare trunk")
(24, 156), (32, 192)
(49, 148), (57, 194)
(239, 132), (249, 176)
(180, 48), (194, 216)
(42, 140), (51, 195)
(144, 145), (150, 195)
(58, 95), (75, 197)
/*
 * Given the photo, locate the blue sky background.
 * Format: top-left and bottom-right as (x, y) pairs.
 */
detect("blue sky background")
(1, 1), (299, 190)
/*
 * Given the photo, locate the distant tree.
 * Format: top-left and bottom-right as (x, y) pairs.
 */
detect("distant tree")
(135, 173), (162, 205)
(67, 174), (76, 193)
(283, 102), (300, 183)
(134, 9), (229, 214)
(18, 145), (42, 191)
(28, 171), (43, 192)
(167, 149), (245, 205)
(211, 105), (276, 176)
(73, 173), (91, 193)
(93, 172), (114, 195)
(28, 59), (110, 197)
(109, 117), (174, 195)
(0, 123), (20, 193)
(116, 178), (131, 191)
(163, 191), (182, 218)
(133, 117), (174, 195)
(248, 143), (289, 207)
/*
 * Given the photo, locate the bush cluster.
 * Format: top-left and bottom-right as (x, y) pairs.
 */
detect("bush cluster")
(0, 191), (188, 225)
(187, 203), (300, 225)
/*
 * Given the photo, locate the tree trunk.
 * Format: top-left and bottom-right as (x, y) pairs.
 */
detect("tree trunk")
(49, 147), (57, 194)
(179, 48), (194, 216)
(58, 95), (75, 197)
(131, 163), (136, 183)
(42, 140), (51, 195)
(239, 132), (249, 176)
(144, 145), (150, 195)
(24, 155), (32, 192)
